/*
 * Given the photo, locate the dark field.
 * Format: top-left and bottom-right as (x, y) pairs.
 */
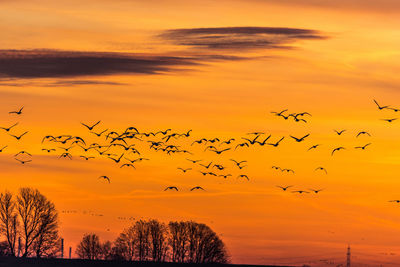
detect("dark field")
(0, 257), (294, 267)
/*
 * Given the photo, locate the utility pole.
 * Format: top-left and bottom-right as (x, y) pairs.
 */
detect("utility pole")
(60, 238), (64, 258)
(346, 245), (351, 267)
(69, 247), (72, 259)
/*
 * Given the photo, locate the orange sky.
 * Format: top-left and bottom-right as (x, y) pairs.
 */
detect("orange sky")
(1, 1), (400, 266)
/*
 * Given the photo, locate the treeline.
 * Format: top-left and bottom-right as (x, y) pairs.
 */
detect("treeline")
(76, 219), (229, 263)
(0, 188), (229, 263)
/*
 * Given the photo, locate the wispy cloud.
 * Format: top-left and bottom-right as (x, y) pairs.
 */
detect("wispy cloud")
(159, 26), (326, 51)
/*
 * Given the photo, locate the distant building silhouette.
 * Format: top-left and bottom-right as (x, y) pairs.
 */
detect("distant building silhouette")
(346, 245), (351, 267)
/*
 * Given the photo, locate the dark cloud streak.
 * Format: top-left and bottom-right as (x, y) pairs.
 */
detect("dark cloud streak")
(159, 26), (326, 50)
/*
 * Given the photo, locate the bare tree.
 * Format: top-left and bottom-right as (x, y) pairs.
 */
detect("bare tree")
(113, 226), (137, 261)
(16, 188), (60, 258)
(185, 221), (228, 263)
(168, 221), (188, 263)
(147, 219), (168, 262)
(133, 220), (150, 261)
(32, 199), (60, 258)
(0, 191), (18, 256)
(76, 233), (102, 260)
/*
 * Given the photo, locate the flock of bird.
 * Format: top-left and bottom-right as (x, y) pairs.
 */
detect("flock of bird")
(0, 99), (398, 199)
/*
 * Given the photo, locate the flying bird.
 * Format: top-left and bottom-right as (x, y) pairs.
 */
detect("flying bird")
(309, 189), (324, 194)
(355, 143), (371, 150)
(334, 130), (346, 135)
(331, 147), (345, 156)
(177, 167), (192, 173)
(0, 123), (18, 132)
(276, 185), (293, 191)
(15, 158), (31, 164)
(186, 158), (202, 164)
(81, 121), (101, 131)
(42, 148), (56, 153)
(15, 151), (32, 157)
(373, 99), (390, 110)
(237, 175), (249, 181)
(80, 156), (95, 161)
(315, 167), (328, 174)
(9, 131), (28, 140)
(268, 137), (285, 147)
(308, 144), (320, 151)
(356, 131), (371, 137)
(99, 176), (110, 183)
(190, 186), (205, 191)
(290, 134), (310, 142)
(164, 186), (178, 191)
(9, 107), (24, 115)
(381, 118), (398, 123)
(120, 163), (136, 169)
(292, 190), (309, 194)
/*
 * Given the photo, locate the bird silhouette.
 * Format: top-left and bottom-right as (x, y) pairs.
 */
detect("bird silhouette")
(190, 186), (205, 191)
(81, 121), (101, 131)
(242, 135), (260, 145)
(271, 166), (281, 170)
(315, 167), (328, 174)
(9, 131), (28, 140)
(281, 168), (295, 174)
(199, 161), (213, 169)
(292, 190), (309, 194)
(9, 107), (24, 115)
(309, 189), (324, 194)
(42, 148), (56, 153)
(271, 109), (288, 117)
(108, 153), (124, 163)
(373, 99), (390, 110)
(220, 138), (235, 145)
(177, 167), (192, 173)
(290, 134), (310, 142)
(15, 151), (32, 157)
(308, 144), (320, 151)
(268, 137), (285, 147)
(91, 129), (108, 137)
(60, 153), (72, 159)
(237, 175), (249, 181)
(276, 185), (293, 191)
(331, 147), (345, 156)
(186, 158), (202, 164)
(230, 159), (247, 167)
(0, 123), (18, 132)
(235, 142), (249, 150)
(120, 163), (136, 169)
(334, 130), (346, 135)
(80, 156), (95, 161)
(381, 118), (398, 123)
(355, 143), (371, 150)
(15, 158), (31, 164)
(356, 131), (371, 137)
(255, 135), (271, 146)
(164, 186), (178, 191)
(389, 200), (400, 203)
(219, 174), (232, 179)
(99, 176), (110, 183)
(209, 148), (230, 154)
(180, 130), (192, 137)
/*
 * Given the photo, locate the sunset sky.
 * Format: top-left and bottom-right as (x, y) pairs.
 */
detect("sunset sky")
(1, 1), (400, 266)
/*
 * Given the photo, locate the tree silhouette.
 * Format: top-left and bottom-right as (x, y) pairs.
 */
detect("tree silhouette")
(0, 191), (18, 256)
(16, 188), (60, 257)
(0, 188), (60, 258)
(76, 233), (102, 260)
